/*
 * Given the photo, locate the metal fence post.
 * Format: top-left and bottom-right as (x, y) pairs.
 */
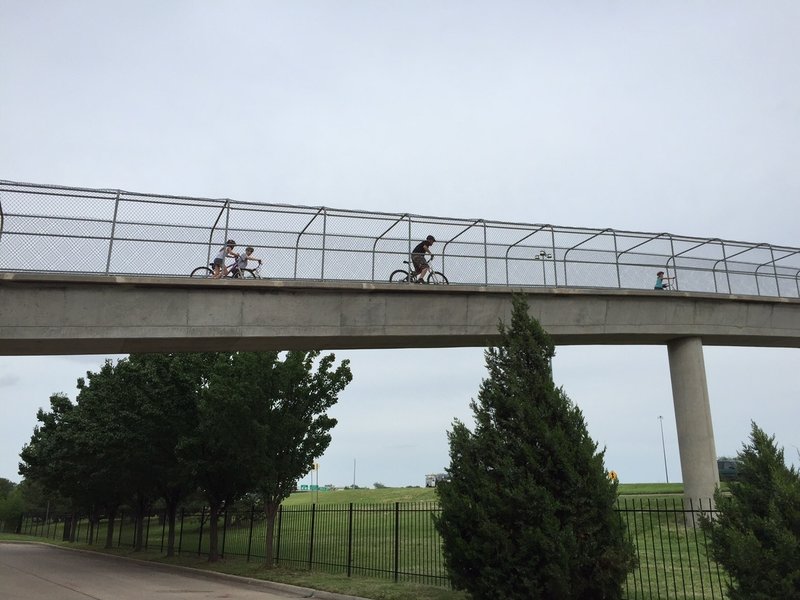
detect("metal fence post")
(275, 505), (283, 566)
(105, 191), (120, 274)
(221, 506), (228, 558)
(160, 508), (166, 553)
(347, 503), (353, 578)
(246, 504), (255, 562)
(178, 508), (185, 555)
(117, 510), (123, 548)
(394, 502), (400, 583)
(308, 503), (316, 569)
(198, 507), (205, 556)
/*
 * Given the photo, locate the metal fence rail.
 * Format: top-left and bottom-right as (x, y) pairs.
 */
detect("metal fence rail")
(13, 497), (730, 599)
(1, 179), (798, 298)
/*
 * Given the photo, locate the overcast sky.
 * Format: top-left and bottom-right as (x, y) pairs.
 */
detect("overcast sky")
(1, 1), (798, 489)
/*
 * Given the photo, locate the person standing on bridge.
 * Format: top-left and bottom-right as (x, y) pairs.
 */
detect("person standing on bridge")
(412, 235), (436, 283)
(212, 239), (238, 279)
(654, 270), (674, 290)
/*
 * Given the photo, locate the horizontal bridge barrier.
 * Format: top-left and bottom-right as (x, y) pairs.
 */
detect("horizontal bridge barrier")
(1, 179), (798, 298)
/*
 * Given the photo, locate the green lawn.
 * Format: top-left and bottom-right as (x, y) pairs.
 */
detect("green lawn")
(282, 482), (685, 506)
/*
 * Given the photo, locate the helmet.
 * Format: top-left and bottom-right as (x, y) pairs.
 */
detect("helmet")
(426, 235), (436, 242)
(226, 239), (236, 246)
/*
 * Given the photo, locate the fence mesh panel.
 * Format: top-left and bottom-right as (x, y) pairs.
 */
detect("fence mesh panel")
(1, 180), (798, 299)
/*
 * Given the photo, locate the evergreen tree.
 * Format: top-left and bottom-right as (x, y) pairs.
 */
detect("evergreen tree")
(702, 423), (800, 600)
(434, 294), (635, 600)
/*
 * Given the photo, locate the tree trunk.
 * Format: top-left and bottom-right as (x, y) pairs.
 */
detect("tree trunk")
(165, 501), (177, 557)
(208, 502), (221, 562)
(105, 506), (118, 549)
(134, 495), (147, 551)
(263, 502), (279, 568)
(68, 512), (78, 543)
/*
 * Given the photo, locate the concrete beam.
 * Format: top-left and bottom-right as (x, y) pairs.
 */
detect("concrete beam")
(1, 273), (800, 355)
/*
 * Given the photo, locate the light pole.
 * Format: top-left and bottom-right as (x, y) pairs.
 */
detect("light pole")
(658, 415), (669, 483)
(535, 250), (552, 286)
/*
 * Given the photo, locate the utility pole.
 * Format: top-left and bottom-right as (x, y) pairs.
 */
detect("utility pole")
(658, 415), (669, 483)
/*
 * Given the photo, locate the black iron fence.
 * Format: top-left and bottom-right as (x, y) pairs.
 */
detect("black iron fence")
(1, 179), (798, 298)
(12, 497), (729, 599)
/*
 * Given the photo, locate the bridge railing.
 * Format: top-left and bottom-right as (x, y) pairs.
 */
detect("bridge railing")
(1, 180), (799, 298)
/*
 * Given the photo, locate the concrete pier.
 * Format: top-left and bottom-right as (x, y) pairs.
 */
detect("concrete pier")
(668, 337), (720, 515)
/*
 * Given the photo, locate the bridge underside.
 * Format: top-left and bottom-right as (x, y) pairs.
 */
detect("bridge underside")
(1, 273), (799, 355)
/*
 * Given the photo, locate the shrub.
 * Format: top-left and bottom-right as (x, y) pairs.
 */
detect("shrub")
(702, 422), (800, 600)
(434, 295), (635, 599)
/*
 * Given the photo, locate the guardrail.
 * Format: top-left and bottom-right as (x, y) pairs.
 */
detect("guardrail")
(1, 179), (798, 298)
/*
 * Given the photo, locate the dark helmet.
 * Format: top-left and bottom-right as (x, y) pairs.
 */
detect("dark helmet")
(426, 235), (436, 243)
(226, 239), (236, 246)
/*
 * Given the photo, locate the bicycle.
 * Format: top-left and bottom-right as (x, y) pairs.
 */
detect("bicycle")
(389, 256), (449, 284)
(190, 261), (262, 279)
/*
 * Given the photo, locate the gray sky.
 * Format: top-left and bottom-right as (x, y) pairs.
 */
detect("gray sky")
(1, 1), (798, 488)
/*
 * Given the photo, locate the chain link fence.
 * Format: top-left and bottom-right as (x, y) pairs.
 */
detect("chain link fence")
(2, 180), (798, 298)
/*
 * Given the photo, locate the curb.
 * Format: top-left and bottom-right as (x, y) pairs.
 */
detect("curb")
(3, 541), (372, 600)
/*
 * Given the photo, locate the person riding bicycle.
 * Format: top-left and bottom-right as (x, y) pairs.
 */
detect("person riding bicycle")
(212, 239), (238, 279)
(231, 246), (262, 278)
(411, 235), (436, 283)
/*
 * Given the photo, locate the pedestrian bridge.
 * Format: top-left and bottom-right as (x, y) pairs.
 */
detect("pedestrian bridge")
(2, 179), (799, 513)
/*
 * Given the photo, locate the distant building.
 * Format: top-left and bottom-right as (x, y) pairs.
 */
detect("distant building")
(425, 473), (449, 487)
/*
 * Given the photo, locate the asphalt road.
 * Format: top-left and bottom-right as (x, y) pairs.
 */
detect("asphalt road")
(0, 543), (316, 599)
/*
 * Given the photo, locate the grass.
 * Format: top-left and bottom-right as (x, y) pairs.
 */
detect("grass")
(283, 482), (685, 506)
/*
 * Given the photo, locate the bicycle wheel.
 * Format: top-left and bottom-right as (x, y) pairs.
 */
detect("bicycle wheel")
(240, 269), (259, 279)
(427, 271), (449, 284)
(389, 269), (410, 283)
(190, 266), (213, 278)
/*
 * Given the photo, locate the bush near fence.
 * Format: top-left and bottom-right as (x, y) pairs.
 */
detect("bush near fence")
(15, 498), (730, 600)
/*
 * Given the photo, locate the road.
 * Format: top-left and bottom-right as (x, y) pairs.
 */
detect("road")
(0, 543), (317, 599)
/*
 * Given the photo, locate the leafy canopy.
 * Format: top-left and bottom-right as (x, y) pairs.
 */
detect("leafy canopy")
(434, 294), (635, 600)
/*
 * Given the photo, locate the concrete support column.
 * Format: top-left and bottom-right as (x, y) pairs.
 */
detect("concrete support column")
(667, 337), (720, 515)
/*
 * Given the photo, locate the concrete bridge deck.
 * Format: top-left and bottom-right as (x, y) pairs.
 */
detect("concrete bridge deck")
(1, 272), (798, 355)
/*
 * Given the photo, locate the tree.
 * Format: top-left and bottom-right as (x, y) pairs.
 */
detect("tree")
(434, 294), (635, 600)
(233, 351), (352, 566)
(18, 393), (89, 541)
(73, 359), (146, 548)
(702, 423), (800, 600)
(0, 479), (24, 532)
(185, 351), (268, 562)
(124, 352), (214, 556)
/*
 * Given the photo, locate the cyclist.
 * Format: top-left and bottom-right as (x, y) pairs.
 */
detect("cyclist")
(212, 239), (238, 279)
(231, 246), (262, 278)
(654, 270), (673, 290)
(411, 235), (436, 283)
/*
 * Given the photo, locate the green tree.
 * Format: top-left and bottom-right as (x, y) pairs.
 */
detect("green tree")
(18, 393), (89, 540)
(186, 351), (267, 562)
(0, 477), (15, 498)
(73, 359), (144, 548)
(204, 351), (352, 566)
(0, 479), (24, 532)
(250, 351), (353, 566)
(702, 422), (800, 600)
(124, 352), (215, 556)
(434, 295), (635, 600)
